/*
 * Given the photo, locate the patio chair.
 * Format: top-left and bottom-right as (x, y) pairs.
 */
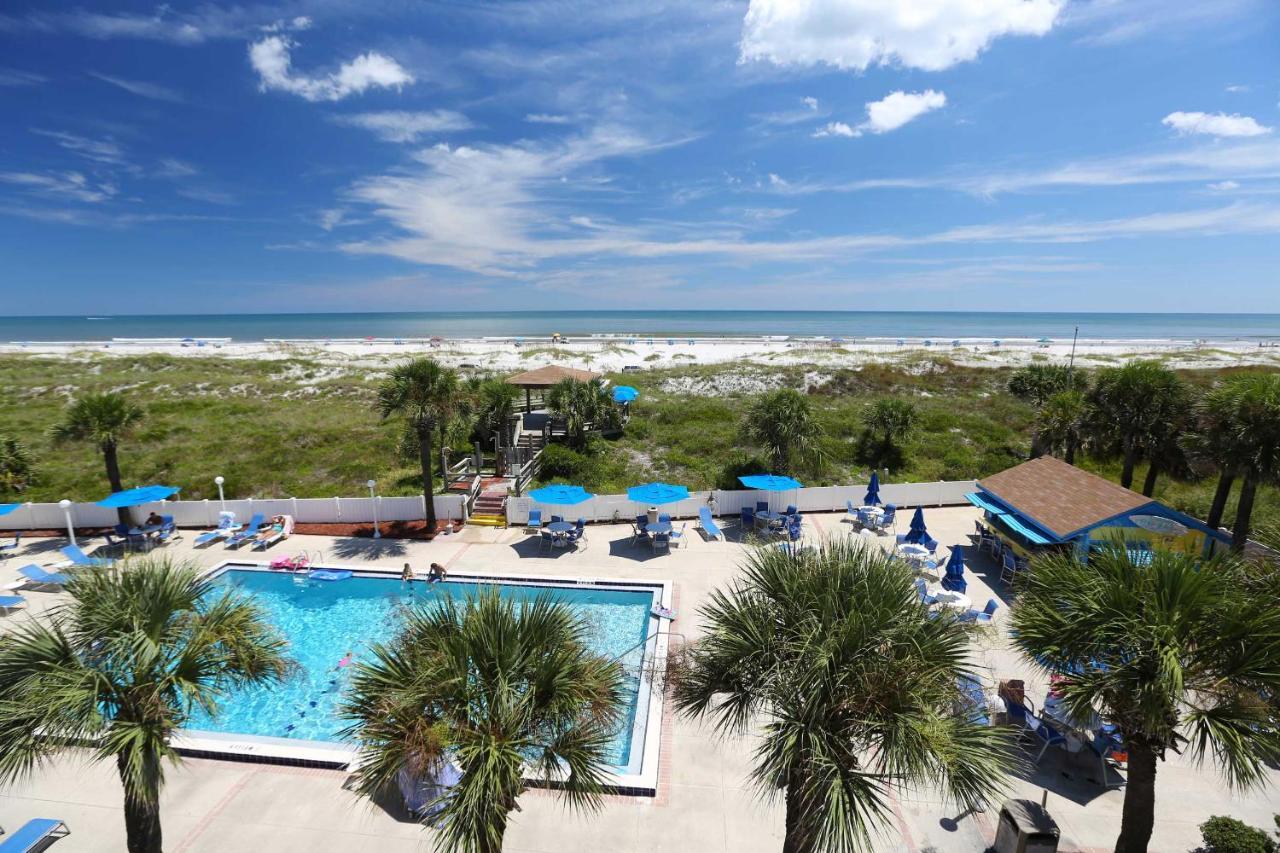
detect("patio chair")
(551, 515), (564, 524)
(59, 545), (111, 568)
(845, 500), (861, 525)
(740, 507), (755, 529)
(784, 504), (797, 516)
(874, 505), (896, 534)
(923, 537), (939, 555)
(755, 501), (769, 513)
(0, 818), (70, 852)
(787, 521), (803, 542)
(154, 515), (179, 546)
(194, 512), (241, 547)
(224, 513), (265, 549)
(252, 515), (293, 550)
(670, 522), (687, 548)
(567, 520), (585, 548)
(652, 533), (670, 552)
(960, 599), (999, 625)
(105, 523), (146, 553)
(698, 507), (724, 541)
(913, 578), (938, 606)
(525, 509), (543, 534)
(634, 513), (647, 530)
(0, 531), (21, 560)
(0, 594), (27, 615)
(17, 564), (69, 588)
(539, 530), (555, 552)
(1028, 715), (1068, 762)
(658, 512), (670, 524)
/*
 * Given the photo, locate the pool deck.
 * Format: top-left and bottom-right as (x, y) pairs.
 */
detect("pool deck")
(3, 506), (1278, 852)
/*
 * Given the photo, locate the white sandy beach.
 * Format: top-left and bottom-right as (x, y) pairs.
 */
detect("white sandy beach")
(3, 334), (1279, 374)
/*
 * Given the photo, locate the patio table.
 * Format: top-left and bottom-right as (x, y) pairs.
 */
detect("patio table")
(933, 589), (971, 610)
(755, 510), (785, 529)
(897, 543), (930, 561)
(646, 521), (673, 536)
(547, 521), (574, 548)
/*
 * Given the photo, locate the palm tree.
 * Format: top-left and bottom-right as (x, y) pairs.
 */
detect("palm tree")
(50, 392), (144, 524)
(858, 397), (917, 470)
(0, 434), (33, 495)
(674, 540), (1010, 853)
(1086, 361), (1186, 490)
(0, 557), (290, 853)
(1007, 363), (1079, 408)
(378, 358), (463, 530)
(546, 377), (619, 450)
(471, 378), (519, 451)
(340, 589), (627, 853)
(739, 388), (824, 477)
(1035, 390), (1087, 464)
(1011, 546), (1280, 853)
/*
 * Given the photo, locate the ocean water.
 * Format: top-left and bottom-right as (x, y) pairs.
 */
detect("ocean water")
(3, 310), (1279, 342)
(185, 568), (656, 769)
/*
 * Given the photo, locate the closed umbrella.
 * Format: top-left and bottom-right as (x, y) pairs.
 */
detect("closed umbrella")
(613, 385), (639, 403)
(863, 472), (881, 507)
(904, 506), (929, 544)
(941, 546), (967, 593)
(627, 482), (688, 505)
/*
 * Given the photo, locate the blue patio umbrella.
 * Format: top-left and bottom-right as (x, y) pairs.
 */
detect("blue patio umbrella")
(940, 546), (967, 593)
(97, 485), (180, 508)
(0, 503), (20, 517)
(863, 472), (881, 507)
(627, 482), (689, 505)
(903, 506), (929, 544)
(527, 484), (594, 506)
(613, 385), (639, 403)
(738, 474), (803, 491)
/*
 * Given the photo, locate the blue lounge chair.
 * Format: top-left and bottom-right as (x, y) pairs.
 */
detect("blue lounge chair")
(0, 818), (70, 852)
(1029, 716), (1068, 762)
(0, 531), (21, 559)
(224, 513), (265, 548)
(153, 515), (179, 546)
(0, 594), (27, 614)
(960, 599), (999, 625)
(698, 507), (723, 541)
(913, 578), (938, 606)
(17, 564), (69, 588)
(194, 512), (240, 546)
(59, 545), (110, 568)
(525, 509), (543, 534)
(107, 523), (149, 552)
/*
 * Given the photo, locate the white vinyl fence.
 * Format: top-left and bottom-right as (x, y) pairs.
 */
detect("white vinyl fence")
(506, 480), (977, 526)
(0, 494), (466, 531)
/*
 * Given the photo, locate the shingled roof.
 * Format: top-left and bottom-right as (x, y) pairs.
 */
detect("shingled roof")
(506, 365), (601, 388)
(977, 456), (1150, 539)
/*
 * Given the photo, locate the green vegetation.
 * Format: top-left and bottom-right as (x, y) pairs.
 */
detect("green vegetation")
(0, 353), (1274, 535)
(739, 388), (824, 476)
(1012, 546), (1280, 853)
(0, 557), (290, 853)
(340, 589), (626, 853)
(0, 435), (33, 495)
(545, 377), (621, 449)
(1200, 816), (1278, 853)
(674, 539), (1010, 852)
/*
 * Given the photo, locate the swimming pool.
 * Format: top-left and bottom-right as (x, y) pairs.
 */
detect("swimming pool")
(182, 563), (668, 788)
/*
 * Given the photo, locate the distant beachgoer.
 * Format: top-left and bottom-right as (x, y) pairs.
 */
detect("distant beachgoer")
(402, 562), (415, 584)
(429, 562), (447, 582)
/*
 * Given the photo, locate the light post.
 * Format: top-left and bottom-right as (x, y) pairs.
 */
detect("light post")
(214, 476), (226, 511)
(59, 499), (76, 547)
(368, 479), (381, 539)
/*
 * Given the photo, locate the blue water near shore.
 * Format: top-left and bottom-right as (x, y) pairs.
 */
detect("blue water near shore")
(3, 311), (1279, 342)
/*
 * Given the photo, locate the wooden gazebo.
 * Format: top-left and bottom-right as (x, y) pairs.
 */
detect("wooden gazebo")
(506, 365), (601, 410)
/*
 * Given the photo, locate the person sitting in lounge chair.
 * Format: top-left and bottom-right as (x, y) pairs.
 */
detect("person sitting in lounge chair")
(144, 511), (164, 529)
(250, 515), (289, 549)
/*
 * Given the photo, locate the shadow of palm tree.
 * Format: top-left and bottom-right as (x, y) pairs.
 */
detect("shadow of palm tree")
(606, 537), (667, 562)
(13, 536), (74, 557)
(328, 537), (409, 560)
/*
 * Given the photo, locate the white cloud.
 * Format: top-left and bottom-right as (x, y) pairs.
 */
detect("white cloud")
(1207, 180), (1240, 191)
(88, 71), (183, 102)
(740, 0), (1062, 72)
(1162, 111), (1271, 138)
(802, 96), (818, 110)
(0, 68), (46, 86)
(31, 129), (126, 164)
(525, 113), (573, 124)
(155, 159), (199, 179)
(334, 110), (473, 142)
(1225, 84), (1250, 93)
(1064, 0), (1259, 45)
(248, 36), (413, 102)
(61, 10), (204, 44)
(813, 90), (947, 139)
(0, 170), (116, 203)
(812, 121), (859, 138)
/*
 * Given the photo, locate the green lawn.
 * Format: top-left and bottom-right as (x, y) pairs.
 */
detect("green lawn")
(0, 353), (1274, 534)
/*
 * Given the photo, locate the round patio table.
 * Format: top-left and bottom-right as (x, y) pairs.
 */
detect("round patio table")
(858, 506), (883, 518)
(547, 521), (574, 548)
(646, 521), (673, 536)
(933, 589), (972, 610)
(897, 543), (930, 560)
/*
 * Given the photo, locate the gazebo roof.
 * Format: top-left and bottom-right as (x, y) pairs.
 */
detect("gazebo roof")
(506, 365), (601, 388)
(977, 456), (1149, 539)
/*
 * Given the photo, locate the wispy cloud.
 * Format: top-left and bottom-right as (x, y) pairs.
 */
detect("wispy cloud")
(525, 113), (573, 125)
(1064, 0), (1260, 44)
(0, 68), (46, 86)
(88, 71), (184, 102)
(31, 129), (127, 165)
(334, 110), (473, 142)
(1162, 111), (1271, 138)
(0, 170), (117, 203)
(249, 36), (414, 102)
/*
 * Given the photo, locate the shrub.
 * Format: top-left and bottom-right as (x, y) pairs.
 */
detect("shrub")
(717, 452), (770, 491)
(1200, 815), (1276, 853)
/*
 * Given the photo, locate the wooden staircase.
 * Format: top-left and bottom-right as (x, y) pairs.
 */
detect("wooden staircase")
(467, 486), (509, 528)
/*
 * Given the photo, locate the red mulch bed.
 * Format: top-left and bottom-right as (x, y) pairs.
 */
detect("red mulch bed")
(10, 520), (463, 541)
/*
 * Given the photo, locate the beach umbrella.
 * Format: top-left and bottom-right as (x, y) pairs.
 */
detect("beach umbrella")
(96, 485), (180, 508)
(627, 482), (689, 505)
(863, 472), (881, 507)
(739, 474), (803, 513)
(0, 503), (20, 517)
(613, 385), (639, 403)
(527, 484), (593, 506)
(940, 546), (967, 593)
(1037, 337), (1052, 344)
(903, 506), (929, 544)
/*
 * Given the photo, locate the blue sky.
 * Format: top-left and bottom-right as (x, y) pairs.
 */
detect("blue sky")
(2, 0), (1279, 314)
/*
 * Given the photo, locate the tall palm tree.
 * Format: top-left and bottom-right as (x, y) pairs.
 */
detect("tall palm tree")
(1011, 546), (1280, 853)
(0, 434), (33, 495)
(470, 378), (519, 451)
(1086, 361), (1186, 490)
(740, 388), (825, 476)
(1188, 379), (1249, 534)
(50, 392), (142, 522)
(1007, 363), (1080, 408)
(546, 377), (620, 450)
(378, 358), (463, 530)
(340, 589), (627, 853)
(858, 397), (917, 470)
(674, 540), (1010, 853)
(1035, 390), (1087, 464)
(0, 558), (290, 853)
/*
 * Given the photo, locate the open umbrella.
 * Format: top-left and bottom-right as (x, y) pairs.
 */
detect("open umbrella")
(863, 472), (881, 507)
(0, 503), (20, 517)
(903, 506), (929, 544)
(627, 482), (688, 505)
(739, 474), (803, 514)
(97, 485), (180, 508)
(940, 546), (967, 593)
(527, 484), (593, 506)
(613, 385), (639, 403)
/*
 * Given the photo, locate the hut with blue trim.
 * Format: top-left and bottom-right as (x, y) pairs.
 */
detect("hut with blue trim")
(967, 456), (1227, 559)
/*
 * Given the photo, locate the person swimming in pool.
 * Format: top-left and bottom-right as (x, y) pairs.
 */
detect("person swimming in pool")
(333, 650), (354, 671)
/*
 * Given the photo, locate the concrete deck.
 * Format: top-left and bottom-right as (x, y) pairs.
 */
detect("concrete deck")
(2, 507), (1277, 852)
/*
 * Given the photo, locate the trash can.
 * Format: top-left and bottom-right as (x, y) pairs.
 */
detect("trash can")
(993, 799), (1060, 853)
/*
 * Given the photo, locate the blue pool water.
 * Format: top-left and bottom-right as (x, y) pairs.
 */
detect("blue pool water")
(186, 568), (658, 768)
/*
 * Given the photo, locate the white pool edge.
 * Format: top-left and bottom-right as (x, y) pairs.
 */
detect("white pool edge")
(183, 560), (672, 796)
